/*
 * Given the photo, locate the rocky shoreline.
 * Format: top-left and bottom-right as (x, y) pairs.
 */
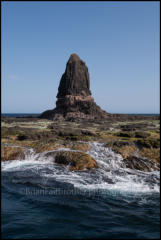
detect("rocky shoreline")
(1, 116), (160, 172)
(2, 53), (159, 171)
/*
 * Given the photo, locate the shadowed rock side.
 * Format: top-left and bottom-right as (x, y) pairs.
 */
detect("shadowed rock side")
(40, 53), (110, 120)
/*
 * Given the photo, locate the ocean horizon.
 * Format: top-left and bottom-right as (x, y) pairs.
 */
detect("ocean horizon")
(2, 113), (160, 118)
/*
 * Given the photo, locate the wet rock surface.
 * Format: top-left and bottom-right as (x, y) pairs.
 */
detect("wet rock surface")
(122, 156), (159, 172)
(1, 116), (160, 172)
(54, 151), (98, 171)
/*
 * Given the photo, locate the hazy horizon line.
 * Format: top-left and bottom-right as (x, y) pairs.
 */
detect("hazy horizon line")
(2, 112), (160, 115)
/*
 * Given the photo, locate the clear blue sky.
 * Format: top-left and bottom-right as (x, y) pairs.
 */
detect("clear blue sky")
(2, 1), (160, 114)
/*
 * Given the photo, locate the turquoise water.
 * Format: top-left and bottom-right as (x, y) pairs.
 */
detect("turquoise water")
(1, 143), (160, 239)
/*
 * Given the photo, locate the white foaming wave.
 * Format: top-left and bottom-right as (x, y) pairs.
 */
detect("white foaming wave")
(1, 142), (160, 194)
(1, 147), (75, 172)
(1, 159), (51, 172)
(73, 182), (159, 194)
(1, 151), (52, 172)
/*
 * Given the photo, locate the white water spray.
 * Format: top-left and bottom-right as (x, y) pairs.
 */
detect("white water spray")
(1, 142), (160, 194)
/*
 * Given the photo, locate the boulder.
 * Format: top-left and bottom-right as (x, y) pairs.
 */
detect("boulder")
(122, 156), (158, 172)
(55, 151), (98, 171)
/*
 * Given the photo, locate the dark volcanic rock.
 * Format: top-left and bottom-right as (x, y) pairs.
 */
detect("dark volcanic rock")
(57, 54), (91, 97)
(40, 53), (109, 120)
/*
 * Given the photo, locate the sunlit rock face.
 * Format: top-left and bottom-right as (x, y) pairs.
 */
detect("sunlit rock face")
(40, 53), (109, 121)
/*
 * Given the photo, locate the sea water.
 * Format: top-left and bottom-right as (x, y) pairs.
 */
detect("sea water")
(1, 142), (160, 239)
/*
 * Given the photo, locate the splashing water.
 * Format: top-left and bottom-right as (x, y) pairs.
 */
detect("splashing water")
(1, 142), (160, 239)
(2, 142), (160, 194)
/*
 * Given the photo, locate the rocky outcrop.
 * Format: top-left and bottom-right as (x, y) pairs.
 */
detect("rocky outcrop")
(57, 54), (91, 97)
(40, 53), (109, 121)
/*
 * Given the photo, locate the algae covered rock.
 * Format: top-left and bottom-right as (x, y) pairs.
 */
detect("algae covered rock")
(122, 156), (159, 172)
(139, 147), (160, 166)
(116, 132), (135, 138)
(134, 131), (150, 138)
(55, 151), (98, 171)
(1, 145), (25, 161)
(113, 145), (137, 159)
(135, 138), (160, 148)
(71, 142), (91, 152)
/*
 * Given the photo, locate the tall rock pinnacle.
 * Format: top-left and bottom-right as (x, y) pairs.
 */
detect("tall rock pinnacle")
(40, 54), (109, 120)
(57, 53), (91, 97)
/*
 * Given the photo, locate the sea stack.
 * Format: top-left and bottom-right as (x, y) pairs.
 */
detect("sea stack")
(40, 53), (109, 120)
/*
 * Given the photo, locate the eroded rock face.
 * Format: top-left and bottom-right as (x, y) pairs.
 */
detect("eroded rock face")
(40, 53), (109, 120)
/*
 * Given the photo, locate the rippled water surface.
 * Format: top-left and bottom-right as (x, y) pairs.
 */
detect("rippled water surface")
(2, 142), (160, 239)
